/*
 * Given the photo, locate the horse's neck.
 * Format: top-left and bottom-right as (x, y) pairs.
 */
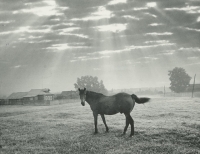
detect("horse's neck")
(86, 91), (102, 105)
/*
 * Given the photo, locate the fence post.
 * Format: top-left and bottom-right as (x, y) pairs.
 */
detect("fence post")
(192, 74), (196, 98)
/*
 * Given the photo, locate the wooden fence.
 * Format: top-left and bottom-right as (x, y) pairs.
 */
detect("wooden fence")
(164, 92), (200, 97)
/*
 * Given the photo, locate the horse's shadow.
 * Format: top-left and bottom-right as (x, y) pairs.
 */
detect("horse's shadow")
(85, 126), (147, 139)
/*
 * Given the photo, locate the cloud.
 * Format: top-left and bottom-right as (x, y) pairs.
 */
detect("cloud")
(96, 24), (127, 32)
(0, 20), (15, 24)
(28, 35), (43, 39)
(133, 7), (148, 11)
(165, 6), (200, 14)
(58, 33), (89, 39)
(0, 26), (52, 35)
(187, 57), (199, 60)
(70, 55), (110, 62)
(148, 23), (164, 26)
(13, 65), (22, 68)
(141, 56), (158, 60)
(146, 2), (157, 8)
(178, 47), (200, 52)
(108, 0), (127, 5)
(13, 0), (68, 17)
(185, 62), (200, 66)
(57, 27), (80, 33)
(184, 27), (200, 32)
(145, 32), (173, 36)
(123, 15), (140, 20)
(28, 40), (53, 44)
(197, 16), (200, 22)
(144, 13), (157, 18)
(158, 50), (176, 56)
(45, 43), (91, 51)
(145, 40), (169, 44)
(92, 43), (176, 55)
(71, 6), (113, 21)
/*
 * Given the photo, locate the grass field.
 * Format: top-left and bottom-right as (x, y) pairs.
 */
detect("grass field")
(0, 96), (200, 154)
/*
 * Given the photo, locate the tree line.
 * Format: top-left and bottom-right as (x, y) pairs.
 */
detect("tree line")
(74, 67), (193, 94)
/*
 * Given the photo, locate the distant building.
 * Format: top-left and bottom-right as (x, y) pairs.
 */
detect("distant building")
(60, 91), (78, 99)
(23, 89), (54, 104)
(0, 99), (6, 105)
(7, 92), (28, 105)
(7, 89), (54, 105)
(186, 84), (200, 92)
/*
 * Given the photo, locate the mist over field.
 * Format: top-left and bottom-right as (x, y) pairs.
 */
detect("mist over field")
(0, 96), (200, 153)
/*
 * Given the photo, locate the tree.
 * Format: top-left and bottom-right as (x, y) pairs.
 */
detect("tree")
(74, 76), (108, 94)
(168, 67), (191, 93)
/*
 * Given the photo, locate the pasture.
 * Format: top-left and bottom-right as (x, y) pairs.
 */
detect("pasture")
(0, 96), (200, 154)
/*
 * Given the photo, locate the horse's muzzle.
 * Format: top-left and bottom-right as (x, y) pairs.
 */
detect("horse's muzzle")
(81, 102), (85, 106)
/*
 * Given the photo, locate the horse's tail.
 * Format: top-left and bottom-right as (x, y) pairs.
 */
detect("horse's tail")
(131, 94), (150, 104)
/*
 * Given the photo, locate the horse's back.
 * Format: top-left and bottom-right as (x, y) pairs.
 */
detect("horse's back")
(98, 93), (135, 115)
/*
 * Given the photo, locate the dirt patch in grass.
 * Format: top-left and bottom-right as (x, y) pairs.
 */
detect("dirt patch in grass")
(159, 113), (175, 117)
(0, 111), (28, 117)
(54, 113), (74, 119)
(141, 112), (175, 119)
(144, 129), (200, 149)
(182, 123), (200, 130)
(41, 112), (75, 120)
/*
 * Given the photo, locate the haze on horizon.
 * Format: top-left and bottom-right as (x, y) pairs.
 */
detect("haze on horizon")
(0, 0), (200, 96)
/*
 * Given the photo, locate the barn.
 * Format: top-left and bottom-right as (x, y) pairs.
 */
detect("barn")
(186, 84), (200, 92)
(7, 92), (28, 105)
(60, 91), (78, 99)
(23, 89), (54, 105)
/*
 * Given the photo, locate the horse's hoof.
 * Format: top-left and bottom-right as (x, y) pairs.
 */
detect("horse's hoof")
(129, 134), (134, 137)
(118, 133), (125, 137)
(93, 132), (98, 135)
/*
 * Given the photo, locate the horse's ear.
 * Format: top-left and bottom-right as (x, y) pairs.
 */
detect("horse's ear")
(78, 88), (80, 91)
(84, 88), (86, 91)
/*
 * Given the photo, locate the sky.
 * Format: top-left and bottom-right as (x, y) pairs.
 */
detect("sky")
(0, 0), (200, 96)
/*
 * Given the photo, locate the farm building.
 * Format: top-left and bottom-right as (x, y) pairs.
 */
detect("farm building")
(7, 92), (28, 105)
(0, 99), (6, 105)
(23, 89), (54, 105)
(60, 91), (78, 99)
(186, 84), (200, 92)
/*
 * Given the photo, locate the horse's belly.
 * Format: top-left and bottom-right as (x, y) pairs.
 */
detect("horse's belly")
(104, 109), (119, 115)
(98, 102), (119, 115)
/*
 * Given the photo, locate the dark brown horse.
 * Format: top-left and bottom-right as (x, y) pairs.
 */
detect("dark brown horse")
(78, 88), (150, 137)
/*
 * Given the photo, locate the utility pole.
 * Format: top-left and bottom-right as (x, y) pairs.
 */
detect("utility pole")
(164, 85), (165, 97)
(192, 74), (196, 98)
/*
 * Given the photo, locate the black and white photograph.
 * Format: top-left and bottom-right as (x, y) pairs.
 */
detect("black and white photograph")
(0, 0), (200, 153)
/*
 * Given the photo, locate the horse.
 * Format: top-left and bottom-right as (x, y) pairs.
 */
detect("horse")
(78, 88), (150, 137)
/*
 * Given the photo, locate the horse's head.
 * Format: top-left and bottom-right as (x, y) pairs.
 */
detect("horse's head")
(78, 88), (86, 106)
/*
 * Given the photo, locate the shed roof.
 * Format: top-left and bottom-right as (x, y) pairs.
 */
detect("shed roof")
(61, 91), (77, 96)
(23, 89), (52, 98)
(7, 92), (28, 99)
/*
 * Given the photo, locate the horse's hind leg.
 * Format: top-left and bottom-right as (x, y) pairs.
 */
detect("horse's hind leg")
(127, 114), (134, 137)
(123, 114), (129, 135)
(100, 114), (109, 132)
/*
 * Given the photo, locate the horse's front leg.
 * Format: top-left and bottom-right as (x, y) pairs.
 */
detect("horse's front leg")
(93, 112), (98, 134)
